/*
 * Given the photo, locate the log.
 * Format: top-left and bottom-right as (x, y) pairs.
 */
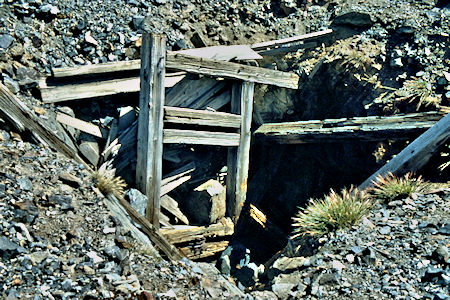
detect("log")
(109, 193), (183, 260)
(136, 33), (166, 228)
(176, 45), (263, 61)
(0, 83), (88, 168)
(164, 106), (241, 128)
(254, 112), (445, 144)
(226, 82), (254, 224)
(39, 74), (185, 103)
(179, 241), (229, 260)
(166, 52), (299, 89)
(160, 218), (234, 244)
(251, 29), (333, 51)
(163, 129), (240, 146)
(56, 113), (108, 138)
(359, 113), (450, 190)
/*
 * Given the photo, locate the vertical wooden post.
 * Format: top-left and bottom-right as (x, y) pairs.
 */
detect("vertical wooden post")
(226, 81), (254, 224)
(136, 33), (166, 229)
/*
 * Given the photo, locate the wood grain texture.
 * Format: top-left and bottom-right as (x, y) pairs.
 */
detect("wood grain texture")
(136, 33), (166, 228)
(56, 113), (107, 138)
(109, 193), (182, 260)
(163, 129), (240, 146)
(226, 82), (254, 224)
(160, 218), (234, 244)
(0, 83), (88, 168)
(166, 52), (299, 89)
(251, 29), (333, 50)
(254, 112), (445, 144)
(179, 241), (229, 260)
(359, 113), (450, 189)
(164, 106), (240, 128)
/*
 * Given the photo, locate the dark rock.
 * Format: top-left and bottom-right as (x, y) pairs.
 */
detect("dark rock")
(332, 12), (374, 27)
(132, 15), (146, 30)
(0, 236), (27, 259)
(433, 246), (449, 263)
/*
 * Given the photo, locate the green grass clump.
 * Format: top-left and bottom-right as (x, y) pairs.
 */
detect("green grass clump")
(369, 172), (428, 202)
(292, 186), (372, 238)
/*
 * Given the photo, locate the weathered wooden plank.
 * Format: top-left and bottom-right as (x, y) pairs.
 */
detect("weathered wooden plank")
(166, 52), (299, 89)
(254, 112), (445, 144)
(52, 45), (261, 78)
(226, 82), (254, 224)
(136, 33), (166, 228)
(251, 29), (333, 51)
(179, 241), (229, 260)
(258, 41), (318, 56)
(56, 113), (107, 138)
(118, 106), (135, 133)
(205, 89), (231, 111)
(177, 45), (263, 61)
(166, 77), (225, 108)
(359, 113), (450, 190)
(108, 193), (183, 260)
(161, 195), (189, 225)
(164, 106), (241, 128)
(40, 74), (185, 103)
(160, 218), (234, 244)
(161, 175), (191, 196)
(0, 83), (89, 168)
(163, 129), (240, 146)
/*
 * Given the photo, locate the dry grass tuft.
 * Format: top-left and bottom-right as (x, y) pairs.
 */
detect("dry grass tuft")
(292, 186), (373, 238)
(369, 172), (429, 202)
(91, 169), (127, 196)
(396, 77), (440, 110)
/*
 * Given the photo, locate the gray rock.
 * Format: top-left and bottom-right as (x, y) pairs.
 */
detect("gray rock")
(39, 4), (60, 15)
(126, 189), (148, 216)
(17, 177), (33, 191)
(132, 15), (145, 30)
(0, 236), (27, 257)
(0, 34), (14, 49)
(268, 256), (309, 280)
(3, 75), (20, 94)
(61, 279), (72, 291)
(433, 246), (449, 263)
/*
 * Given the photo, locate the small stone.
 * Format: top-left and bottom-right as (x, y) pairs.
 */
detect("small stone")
(132, 15), (145, 30)
(0, 34), (14, 49)
(61, 279), (72, 291)
(40, 4), (60, 15)
(346, 254), (355, 263)
(332, 260), (346, 271)
(59, 172), (82, 187)
(433, 246), (449, 263)
(17, 177), (33, 191)
(84, 31), (98, 46)
(379, 226), (391, 235)
(105, 273), (121, 282)
(3, 76), (20, 94)
(83, 265), (95, 275)
(86, 251), (104, 264)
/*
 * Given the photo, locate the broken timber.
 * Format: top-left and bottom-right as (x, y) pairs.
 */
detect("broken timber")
(359, 113), (450, 190)
(56, 112), (108, 138)
(160, 217), (234, 244)
(254, 112), (445, 144)
(226, 82), (255, 224)
(179, 241), (229, 260)
(0, 83), (89, 168)
(136, 33), (166, 229)
(108, 193), (182, 260)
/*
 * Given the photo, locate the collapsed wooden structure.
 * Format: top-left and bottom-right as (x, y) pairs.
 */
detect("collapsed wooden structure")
(1, 27), (448, 260)
(30, 30), (332, 259)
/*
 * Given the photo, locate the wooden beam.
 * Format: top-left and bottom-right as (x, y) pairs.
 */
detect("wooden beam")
(56, 113), (108, 138)
(108, 193), (182, 260)
(0, 83), (89, 169)
(51, 45), (262, 79)
(164, 106), (241, 128)
(226, 82), (254, 224)
(39, 74), (185, 103)
(160, 218), (234, 244)
(179, 241), (229, 260)
(251, 29), (333, 51)
(166, 77), (226, 109)
(161, 195), (189, 225)
(254, 112), (445, 144)
(163, 129), (240, 146)
(136, 33), (166, 229)
(359, 113), (450, 190)
(166, 52), (299, 89)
